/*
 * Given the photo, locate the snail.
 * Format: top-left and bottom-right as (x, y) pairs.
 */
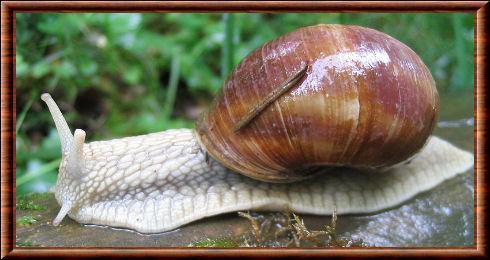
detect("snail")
(41, 24), (473, 234)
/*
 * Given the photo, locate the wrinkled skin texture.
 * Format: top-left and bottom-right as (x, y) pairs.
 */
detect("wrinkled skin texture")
(52, 128), (471, 233)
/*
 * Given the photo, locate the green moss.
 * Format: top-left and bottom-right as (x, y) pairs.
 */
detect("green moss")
(17, 215), (38, 226)
(16, 200), (46, 211)
(16, 240), (34, 247)
(190, 237), (239, 248)
(21, 192), (51, 200)
(16, 192), (50, 210)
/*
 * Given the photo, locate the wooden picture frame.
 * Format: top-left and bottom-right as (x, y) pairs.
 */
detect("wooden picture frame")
(1, 1), (487, 258)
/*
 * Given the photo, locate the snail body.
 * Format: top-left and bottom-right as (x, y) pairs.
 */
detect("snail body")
(41, 24), (473, 234)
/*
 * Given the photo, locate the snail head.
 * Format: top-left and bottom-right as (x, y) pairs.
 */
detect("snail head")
(41, 93), (88, 226)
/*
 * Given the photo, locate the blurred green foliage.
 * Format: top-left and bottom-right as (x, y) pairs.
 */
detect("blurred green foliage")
(16, 13), (473, 194)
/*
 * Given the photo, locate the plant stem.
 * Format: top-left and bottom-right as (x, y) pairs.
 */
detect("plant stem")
(221, 13), (235, 81)
(163, 54), (180, 120)
(16, 92), (36, 135)
(16, 158), (61, 187)
(451, 15), (468, 91)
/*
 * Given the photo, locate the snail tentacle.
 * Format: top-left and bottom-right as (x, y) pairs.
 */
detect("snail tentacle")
(67, 129), (86, 178)
(53, 201), (72, 226)
(41, 93), (74, 154)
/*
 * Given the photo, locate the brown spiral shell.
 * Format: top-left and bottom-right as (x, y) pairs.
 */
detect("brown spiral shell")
(196, 24), (439, 183)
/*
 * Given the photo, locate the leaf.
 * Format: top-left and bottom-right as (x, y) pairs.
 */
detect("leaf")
(16, 53), (30, 77)
(55, 61), (77, 79)
(32, 61), (51, 78)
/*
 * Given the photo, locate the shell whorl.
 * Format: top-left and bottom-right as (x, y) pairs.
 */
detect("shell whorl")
(197, 24), (439, 182)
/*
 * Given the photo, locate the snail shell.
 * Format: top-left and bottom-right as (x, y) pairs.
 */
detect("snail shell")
(197, 24), (439, 183)
(38, 24), (472, 234)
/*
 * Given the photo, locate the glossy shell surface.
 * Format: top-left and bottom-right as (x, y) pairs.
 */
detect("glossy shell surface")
(196, 24), (439, 182)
